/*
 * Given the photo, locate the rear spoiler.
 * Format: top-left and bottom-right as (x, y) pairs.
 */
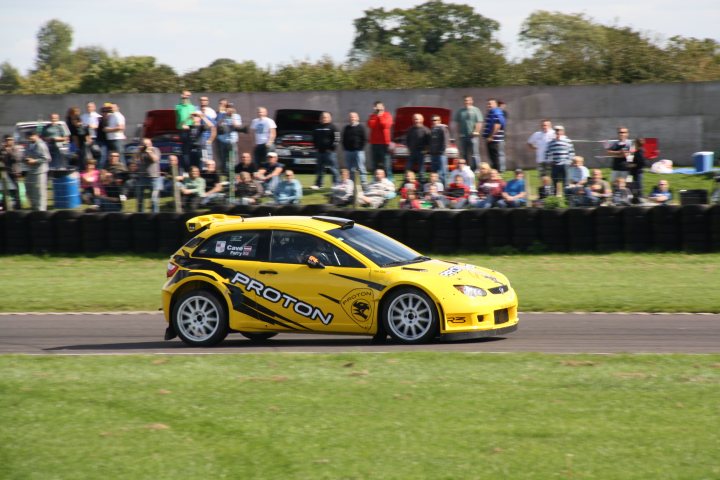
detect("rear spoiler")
(186, 214), (244, 233)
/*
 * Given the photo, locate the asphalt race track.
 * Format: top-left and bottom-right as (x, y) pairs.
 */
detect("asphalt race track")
(1, 312), (719, 354)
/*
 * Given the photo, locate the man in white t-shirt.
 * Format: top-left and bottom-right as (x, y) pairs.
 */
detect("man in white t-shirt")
(80, 102), (102, 142)
(250, 107), (277, 165)
(527, 119), (554, 179)
(105, 104), (126, 162)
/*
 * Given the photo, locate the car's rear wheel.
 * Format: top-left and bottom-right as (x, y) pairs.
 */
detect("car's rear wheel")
(240, 332), (278, 342)
(172, 290), (228, 347)
(382, 287), (438, 344)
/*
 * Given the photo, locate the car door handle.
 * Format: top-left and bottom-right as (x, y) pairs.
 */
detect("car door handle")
(259, 270), (278, 275)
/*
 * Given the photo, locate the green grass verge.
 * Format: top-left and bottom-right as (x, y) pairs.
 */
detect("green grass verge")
(1, 253), (718, 312)
(1, 353), (718, 479)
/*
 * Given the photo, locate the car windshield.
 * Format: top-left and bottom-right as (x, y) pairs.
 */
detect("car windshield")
(326, 225), (428, 267)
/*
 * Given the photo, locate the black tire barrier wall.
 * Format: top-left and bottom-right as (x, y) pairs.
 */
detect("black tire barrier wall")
(1, 205), (719, 256)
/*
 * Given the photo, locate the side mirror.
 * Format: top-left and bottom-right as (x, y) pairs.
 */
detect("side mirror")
(306, 255), (325, 269)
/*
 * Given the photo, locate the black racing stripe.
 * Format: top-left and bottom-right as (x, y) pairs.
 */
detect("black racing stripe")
(174, 256), (236, 281)
(319, 294), (340, 304)
(167, 270), (215, 287)
(226, 284), (309, 331)
(329, 273), (386, 291)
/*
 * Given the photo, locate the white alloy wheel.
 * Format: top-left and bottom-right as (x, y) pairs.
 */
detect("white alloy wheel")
(173, 290), (228, 346)
(383, 288), (438, 343)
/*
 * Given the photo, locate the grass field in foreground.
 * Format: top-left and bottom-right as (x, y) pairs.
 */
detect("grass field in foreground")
(0, 252), (718, 312)
(1, 353), (718, 479)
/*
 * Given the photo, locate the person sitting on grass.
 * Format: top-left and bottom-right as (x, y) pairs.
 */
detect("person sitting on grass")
(95, 170), (125, 212)
(328, 168), (355, 206)
(648, 179), (672, 205)
(473, 169), (505, 208)
(498, 169), (527, 208)
(80, 158), (101, 205)
(422, 183), (447, 209)
(273, 170), (303, 205)
(234, 171), (263, 205)
(579, 169), (611, 207)
(565, 155), (589, 201)
(179, 166), (206, 211)
(400, 170), (420, 199)
(445, 173), (471, 209)
(399, 187), (422, 209)
(200, 160), (226, 206)
(358, 169), (396, 208)
(423, 171), (444, 194)
(611, 177), (633, 206)
(254, 152), (284, 196)
(533, 175), (556, 207)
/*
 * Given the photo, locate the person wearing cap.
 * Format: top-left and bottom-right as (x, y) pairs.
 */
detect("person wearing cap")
(23, 131), (50, 211)
(498, 169), (527, 208)
(544, 125), (575, 192)
(254, 151), (284, 195)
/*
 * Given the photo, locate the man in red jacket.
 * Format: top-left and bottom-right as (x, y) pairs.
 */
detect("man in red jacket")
(367, 101), (394, 180)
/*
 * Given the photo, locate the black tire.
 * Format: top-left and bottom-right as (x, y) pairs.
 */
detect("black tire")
(29, 211), (56, 254)
(130, 213), (158, 254)
(106, 212), (133, 252)
(240, 332), (278, 341)
(80, 212), (109, 253)
(381, 287), (438, 344)
(171, 289), (229, 347)
(54, 210), (83, 254)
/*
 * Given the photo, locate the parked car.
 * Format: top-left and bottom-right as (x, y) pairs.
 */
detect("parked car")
(389, 107), (459, 172)
(13, 120), (71, 163)
(273, 109), (323, 171)
(162, 214), (519, 346)
(124, 109), (183, 171)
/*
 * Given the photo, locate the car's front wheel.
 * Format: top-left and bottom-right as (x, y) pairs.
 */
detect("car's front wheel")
(382, 287), (438, 344)
(172, 290), (228, 347)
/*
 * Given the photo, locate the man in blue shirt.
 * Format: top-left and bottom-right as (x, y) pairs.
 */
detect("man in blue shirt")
(498, 169), (527, 208)
(482, 98), (506, 172)
(273, 170), (303, 205)
(544, 125), (575, 190)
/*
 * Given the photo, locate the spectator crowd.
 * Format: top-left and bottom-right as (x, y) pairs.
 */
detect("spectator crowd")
(1, 92), (692, 213)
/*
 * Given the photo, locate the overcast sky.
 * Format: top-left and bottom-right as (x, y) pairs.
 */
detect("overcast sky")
(1, 0), (718, 75)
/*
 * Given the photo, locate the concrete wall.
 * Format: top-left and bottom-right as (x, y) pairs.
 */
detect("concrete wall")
(1, 81), (719, 169)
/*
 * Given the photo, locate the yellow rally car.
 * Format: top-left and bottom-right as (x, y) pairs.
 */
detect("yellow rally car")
(162, 214), (518, 346)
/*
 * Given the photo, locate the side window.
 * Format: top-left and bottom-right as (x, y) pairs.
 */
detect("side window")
(195, 230), (268, 261)
(270, 230), (364, 267)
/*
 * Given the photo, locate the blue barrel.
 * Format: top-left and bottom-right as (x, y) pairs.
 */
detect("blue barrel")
(693, 151), (714, 172)
(52, 171), (81, 209)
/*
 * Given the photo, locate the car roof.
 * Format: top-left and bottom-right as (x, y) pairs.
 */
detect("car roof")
(202, 215), (351, 235)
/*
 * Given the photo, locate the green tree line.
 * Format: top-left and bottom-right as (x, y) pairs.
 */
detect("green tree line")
(1, 3), (719, 95)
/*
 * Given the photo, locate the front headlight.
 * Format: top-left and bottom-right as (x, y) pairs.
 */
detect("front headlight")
(454, 285), (487, 297)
